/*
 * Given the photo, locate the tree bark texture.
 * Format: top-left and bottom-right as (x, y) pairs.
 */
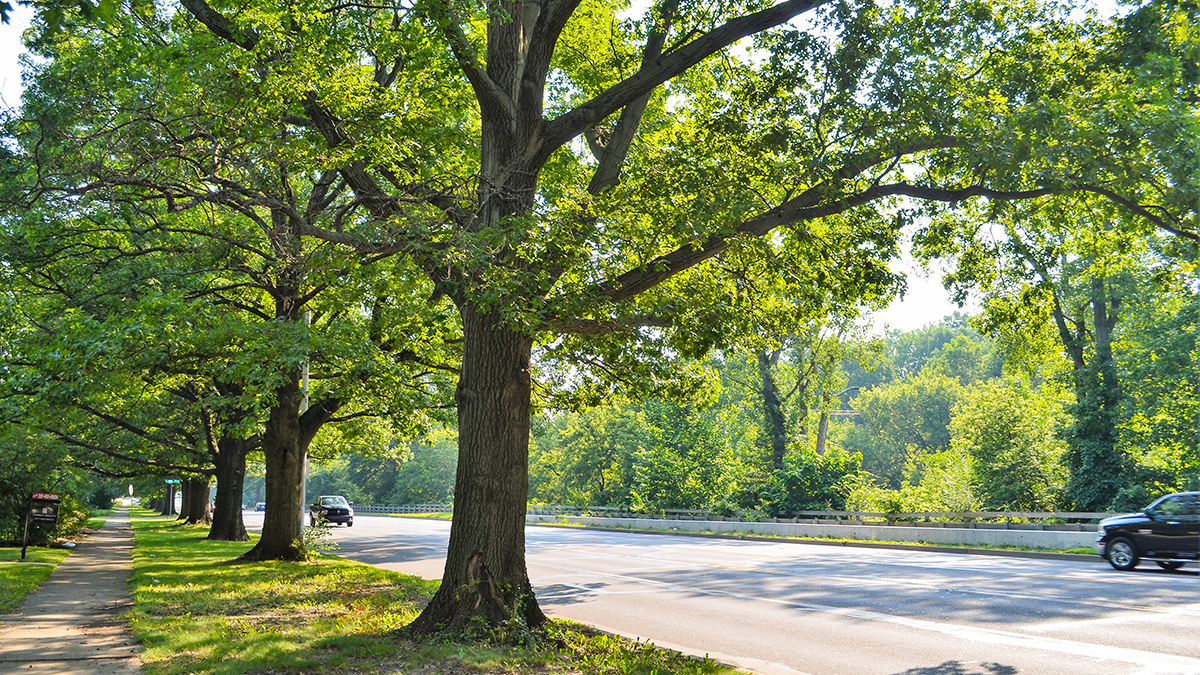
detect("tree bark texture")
(1066, 276), (1127, 510)
(409, 308), (546, 632)
(209, 436), (251, 541)
(176, 481), (187, 520)
(757, 350), (790, 471)
(181, 476), (212, 525)
(160, 484), (175, 516)
(815, 412), (830, 456)
(241, 380), (306, 561)
(239, 377), (340, 560)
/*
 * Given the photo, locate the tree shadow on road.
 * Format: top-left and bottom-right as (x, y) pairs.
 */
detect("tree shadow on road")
(537, 582), (609, 605)
(891, 662), (1017, 675)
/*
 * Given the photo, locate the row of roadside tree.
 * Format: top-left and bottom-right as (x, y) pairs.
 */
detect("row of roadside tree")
(1, 0), (1197, 634)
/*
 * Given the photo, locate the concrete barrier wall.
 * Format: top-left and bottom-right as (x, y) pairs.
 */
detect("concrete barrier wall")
(526, 514), (1100, 550)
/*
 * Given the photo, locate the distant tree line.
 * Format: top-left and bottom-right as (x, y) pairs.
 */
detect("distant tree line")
(306, 280), (1198, 517)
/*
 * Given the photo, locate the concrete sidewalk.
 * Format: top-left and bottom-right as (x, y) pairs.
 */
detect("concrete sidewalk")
(0, 509), (141, 674)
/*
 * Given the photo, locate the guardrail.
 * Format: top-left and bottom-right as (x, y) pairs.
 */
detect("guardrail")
(353, 503), (452, 514)
(355, 503), (1117, 531)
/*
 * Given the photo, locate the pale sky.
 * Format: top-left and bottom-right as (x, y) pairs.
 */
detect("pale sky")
(868, 236), (974, 334)
(0, 4), (31, 110)
(0, 3), (962, 334)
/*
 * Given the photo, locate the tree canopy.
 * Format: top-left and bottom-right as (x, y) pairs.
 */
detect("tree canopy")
(4, 0), (1198, 633)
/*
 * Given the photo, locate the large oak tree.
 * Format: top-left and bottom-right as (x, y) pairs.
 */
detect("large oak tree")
(12, 0), (1198, 632)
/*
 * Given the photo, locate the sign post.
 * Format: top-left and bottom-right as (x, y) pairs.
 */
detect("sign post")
(22, 492), (61, 560)
(164, 479), (180, 515)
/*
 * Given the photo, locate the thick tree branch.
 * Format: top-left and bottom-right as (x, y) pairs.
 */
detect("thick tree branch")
(545, 316), (672, 335)
(586, 0), (680, 194)
(538, 0), (827, 164)
(299, 396), (343, 443)
(1008, 232), (1088, 369)
(521, 0), (586, 117)
(299, 94), (453, 262)
(592, 139), (960, 302)
(426, 0), (516, 122)
(1080, 186), (1200, 242)
(592, 178), (1184, 305)
(179, 0), (260, 51)
(75, 403), (199, 455)
(41, 427), (207, 475)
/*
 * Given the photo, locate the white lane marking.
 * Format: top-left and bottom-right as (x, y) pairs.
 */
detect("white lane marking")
(1026, 604), (1200, 632)
(536, 565), (1200, 674)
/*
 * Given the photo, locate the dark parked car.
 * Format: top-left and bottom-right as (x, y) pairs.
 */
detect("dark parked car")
(309, 495), (354, 527)
(1097, 492), (1200, 571)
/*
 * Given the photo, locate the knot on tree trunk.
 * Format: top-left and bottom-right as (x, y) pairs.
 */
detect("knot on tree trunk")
(464, 552), (512, 625)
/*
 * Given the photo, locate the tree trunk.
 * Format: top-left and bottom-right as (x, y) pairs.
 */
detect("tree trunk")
(176, 482), (188, 520)
(408, 0), (549, 633)
(209, 436), (251, 541)
(240, 380), (307, 561)
(159, 486), (174, 516)
(757, 350), (790, 471)
(182, 476), (212, 525)
(239, 378), (340, 561)
(1066, 276), (1127, 510)
(409, 308), (546, 633)
(815, 412), (830, 455)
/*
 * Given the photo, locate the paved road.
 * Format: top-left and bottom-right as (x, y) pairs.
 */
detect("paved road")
(245, 513), (1200, 675)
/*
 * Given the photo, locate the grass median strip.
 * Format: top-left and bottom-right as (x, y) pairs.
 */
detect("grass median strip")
(129, 517), (743, 675)
(0, 547), (73, 613)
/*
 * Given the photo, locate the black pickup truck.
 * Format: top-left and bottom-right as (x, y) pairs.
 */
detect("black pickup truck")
(309, 495), (355, 527)
(1097, 492), (1200, 571)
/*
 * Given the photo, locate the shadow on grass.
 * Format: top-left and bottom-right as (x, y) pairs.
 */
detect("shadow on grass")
(128, 518), (742, 675)
(129, 519), (433, 674)
(0, 546), (73, 612)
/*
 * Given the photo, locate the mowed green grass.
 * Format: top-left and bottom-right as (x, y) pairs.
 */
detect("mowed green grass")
(129, 517), (743, 675)
(0, 547), (73, 613)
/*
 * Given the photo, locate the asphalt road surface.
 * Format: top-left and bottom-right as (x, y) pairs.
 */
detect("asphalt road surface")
(244, 512), (1200, 675)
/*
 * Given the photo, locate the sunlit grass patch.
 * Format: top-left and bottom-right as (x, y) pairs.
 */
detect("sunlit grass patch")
(0, 547), (73, 612)
(128, 518), (745, 675)
(129, 519), (430, 674)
